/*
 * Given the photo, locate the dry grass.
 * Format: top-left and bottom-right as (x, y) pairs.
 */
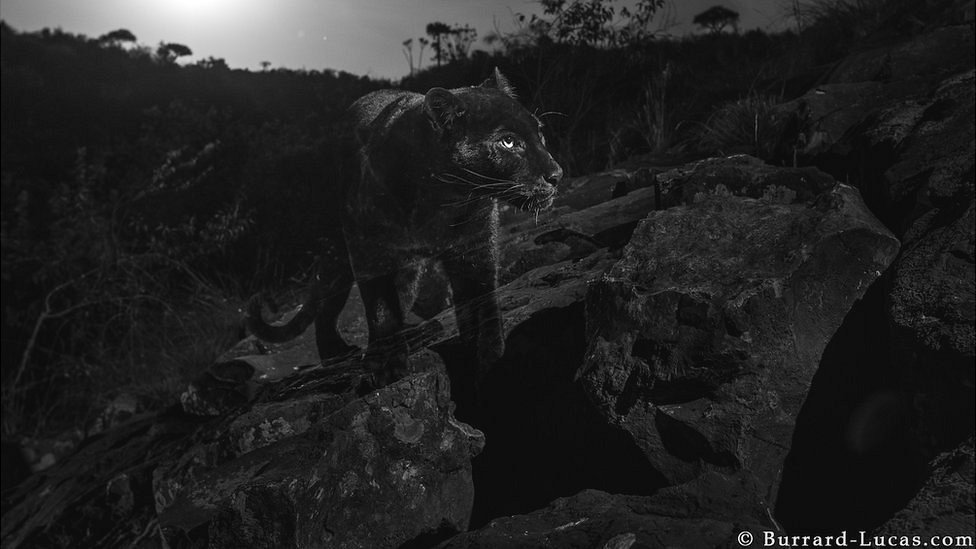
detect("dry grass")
(696, 95), (786, 161)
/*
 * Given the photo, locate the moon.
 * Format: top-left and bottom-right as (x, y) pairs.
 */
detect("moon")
(144, 0), (269, 32)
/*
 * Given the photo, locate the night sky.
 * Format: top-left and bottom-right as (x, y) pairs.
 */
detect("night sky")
(0, 0), (787, 79)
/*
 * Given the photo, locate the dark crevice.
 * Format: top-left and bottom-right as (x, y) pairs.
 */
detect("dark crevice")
(647, 378), (718, 406)
(775, 275), (928, 533)
(397, 519), (459, 549)
(631, 338), (741, 405)
(919, 97), (955, 124)
(614, 365), (647, 416)
(723, 314), (743, 337)
(631, 338), (671, 364)
(815, 137), (907, 237)
(655, 409), (739, 468)
(438, 303), (667, 529)
(593, 221), (641, 250)
(676, 294), (709, 327)
(611, 180), (630, 199)
(533, 227), (604, 248)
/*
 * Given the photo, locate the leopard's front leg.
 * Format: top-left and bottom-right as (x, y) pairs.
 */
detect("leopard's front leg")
(443, 253), (504, 376)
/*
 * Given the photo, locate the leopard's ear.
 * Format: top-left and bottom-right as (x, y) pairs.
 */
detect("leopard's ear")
(424, 87), (465, 130)
(481, 67), (516, 98)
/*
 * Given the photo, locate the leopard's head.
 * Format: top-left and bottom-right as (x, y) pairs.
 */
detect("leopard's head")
(425, 69), (563, 212)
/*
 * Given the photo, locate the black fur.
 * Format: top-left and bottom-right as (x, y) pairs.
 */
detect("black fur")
(247, 69), (563, 384)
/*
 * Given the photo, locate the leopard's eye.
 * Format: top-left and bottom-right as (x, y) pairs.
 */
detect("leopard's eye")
(499, 136), (518, 150)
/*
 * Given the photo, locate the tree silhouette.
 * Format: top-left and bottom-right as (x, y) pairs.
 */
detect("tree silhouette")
(420, 22), (477, 68)
(425, 22), (453, 67)
(693, 5), (740, 34)
(196, 56), (229, 70)
(156, 42), (193, 63)
(98, 28), (136, 47)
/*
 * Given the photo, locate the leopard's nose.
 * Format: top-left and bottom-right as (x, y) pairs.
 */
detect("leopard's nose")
(546, 162), (564, 185)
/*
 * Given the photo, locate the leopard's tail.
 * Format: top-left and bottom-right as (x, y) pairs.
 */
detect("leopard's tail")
(246, 293), (319, 343)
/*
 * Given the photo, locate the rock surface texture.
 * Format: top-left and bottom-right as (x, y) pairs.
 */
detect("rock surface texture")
(1, 354), (485, 548)
(772, 17), (975, 535)
(578, 157), (898, 513)
(439, 476), (769, 549)
(158, 358), (483, 548)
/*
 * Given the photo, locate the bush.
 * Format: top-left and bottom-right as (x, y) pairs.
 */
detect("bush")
(1, 145), (246, 436)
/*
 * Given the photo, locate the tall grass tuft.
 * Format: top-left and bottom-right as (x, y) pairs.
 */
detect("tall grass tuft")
(696, 95), (787, 162)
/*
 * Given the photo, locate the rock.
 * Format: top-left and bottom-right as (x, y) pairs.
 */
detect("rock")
(439, 473), (771, 549)
(828, 26), (974, 85)
(880, 71), (975, 429)
(548, 166), (657, 212)
(497, 167), (660, 282)
(872, 435), (975, 540)
(88, 393), (142, 436)
(0, 414), (176, 548)
(778, 27), (975, 231)
(578, 159), (899, 504)
(655, 154), (837, 207)
(773, 281), (928, 533)
(496, 157), (838, 284)
(890, 204), (975, 361)
(894, 206), (976, 463)
(775, 82), (885, 157)
(156, 354), (484, 548)
(180, 359), (262, 416)
(775, 23), (975, 464)
(876, 70), (974, 224)
(851, 68), (974, 457)
(1, 353), (484, 549)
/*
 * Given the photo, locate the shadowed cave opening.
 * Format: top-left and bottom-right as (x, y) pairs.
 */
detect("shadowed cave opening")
(437, 303), (667, 529)
(775, 276), (927, 533)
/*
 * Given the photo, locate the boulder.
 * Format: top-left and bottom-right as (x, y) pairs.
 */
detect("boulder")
(578, 157), (899, 504)
(881, 71), (975, 456)
(776, 82), (885, 158)
(497, 166), (659, 282)
(1, 354), (485, 549)
(157, 354), (484, 548)
(890, 203), (974, 363)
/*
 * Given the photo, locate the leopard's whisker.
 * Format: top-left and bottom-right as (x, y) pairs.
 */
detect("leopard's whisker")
(440, 194), (486, 208)
(460, 167), (515, 184)
(435, 172), (516, 190)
